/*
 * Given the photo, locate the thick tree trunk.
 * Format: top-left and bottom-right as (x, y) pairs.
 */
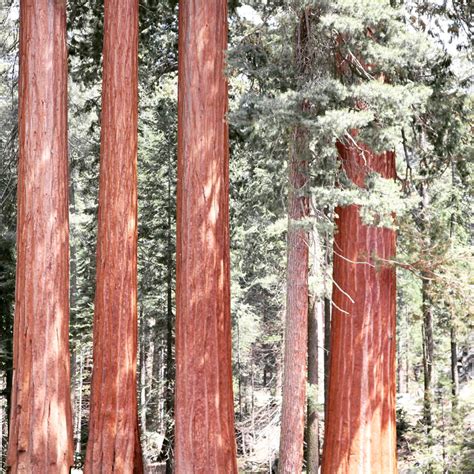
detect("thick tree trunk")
(7, 1), (73, 471)
(279, 124), (310, 474)
(322, 141), (397, 474)
(175, 1), (237, 472)
(84, 1), (143, 472)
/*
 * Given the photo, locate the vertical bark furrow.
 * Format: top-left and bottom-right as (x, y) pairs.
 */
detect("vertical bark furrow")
(8, 1), (73, 471)
(85, 1), (142, 472)
(279, 124), (310, 473)
(175, 1), (237, 472)
(322, 143), (397, 473)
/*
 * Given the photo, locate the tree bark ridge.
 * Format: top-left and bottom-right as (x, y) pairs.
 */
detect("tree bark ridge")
(7, 1), (73, 471)
(175, 1), (237, 472)
(279, 123), (310, 474)
(85, 1), (142, 471)
(322, 141), (397, 473)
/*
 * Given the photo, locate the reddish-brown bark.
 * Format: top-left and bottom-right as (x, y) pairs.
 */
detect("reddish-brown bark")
(175, 1), (237, 472)
(84, 1), (142, 472)
(7, 0), (73, 471)
(279, 126), (310, 473)
(322, 141), (397, 473)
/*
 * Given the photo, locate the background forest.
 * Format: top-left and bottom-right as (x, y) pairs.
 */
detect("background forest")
(0, 0), (473, 472)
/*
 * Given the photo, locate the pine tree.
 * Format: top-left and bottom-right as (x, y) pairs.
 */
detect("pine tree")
(84, 1), (143, 471)
(279, 9), (312, 473)
(7, 0), (73, 471)
(279, 116), (310, 474)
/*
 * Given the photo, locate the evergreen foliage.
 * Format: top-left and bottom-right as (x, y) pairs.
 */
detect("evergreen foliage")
(0, 0), (471, 471)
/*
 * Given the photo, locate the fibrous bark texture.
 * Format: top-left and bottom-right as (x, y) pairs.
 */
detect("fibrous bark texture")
(175, 1), (237, 472)
(322, 141), (397, 474)
(8, 1), (73, 471)
(279, 125), (310, 474)
(84, 1), (142, 472)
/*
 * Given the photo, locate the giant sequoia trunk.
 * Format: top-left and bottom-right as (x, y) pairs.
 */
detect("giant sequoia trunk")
(279, 125), (310, 473)
(7, 1), (73, 471)
(174, 1), (237, 472)
(322, 141), (397, 473)
(85, 1), (143, 472)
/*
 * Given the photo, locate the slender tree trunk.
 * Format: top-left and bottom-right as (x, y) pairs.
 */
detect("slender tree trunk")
(279, 123), (310, 474)
(450, 325), (459, 399)
(306, 298), (322, 473)
(1, 401), (3, 468)
(449, 162), (459, 404)
(70, 172), (79, 466)
(7, 1), (73, 471)
(139, 310), (147, 433)
(323, 210), (331, 409)
(75, 348), (84, 459)
(422, 276), (434, 433)
(164, 154), (175, 474)
(84, 1), (142, 472)
(155, 173), (175, 467)
(397, 306), (408, 394)
(150, 328), (162, 433)
(3, 307), (13, 461)
(322, 141), (397, 474)
(164, 263), (174, 474)
(250, 353), (256, 447)
(70, 169), (78, 327)
(175, 1), (237, 472)
(323, 294), (331, 406)
(305, 221), (325, 473)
